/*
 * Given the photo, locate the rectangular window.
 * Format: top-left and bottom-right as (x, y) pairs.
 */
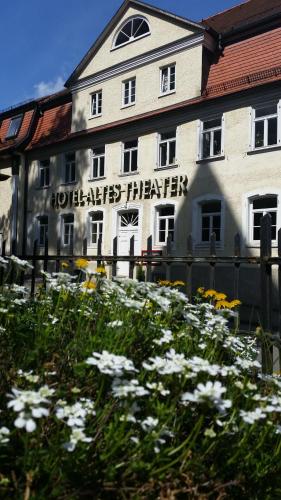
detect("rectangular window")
(39, 159), (50, 188)
(122, 78), (136, 107)
(65, 153), (76, 184)
(200, 118), (223, 159)
(89, 211), (103, 246)
(156, 205), (175, 244)
(160, 65), (176, 95)
(253, 104), (278, 149)
(91, 91), (102, 116)
(6, 115), (23, 139)
(200, 201), (221, 242)
(158, 131), (176, 168)
(92, 147), (105, 179)
(38, 216), (48, 247)
(122, 140), (138, 174)
(250, 196), (277, 241)
(62, 214), (74, 247)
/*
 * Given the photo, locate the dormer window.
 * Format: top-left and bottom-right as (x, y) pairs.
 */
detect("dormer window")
(6, 115), (23, 139)
(114, 17), (150, 48)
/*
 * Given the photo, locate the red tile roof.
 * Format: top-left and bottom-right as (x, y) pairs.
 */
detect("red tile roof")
(27, 102), (72, 149)
(203, 0), (281, 33)
(0, 110), (35, 152)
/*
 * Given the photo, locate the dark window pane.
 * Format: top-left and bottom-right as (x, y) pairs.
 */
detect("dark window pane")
(169, 140), (176, 164)
(121, 21), (132, 37)
(270, 211), (277, 225)
(123, 151), (130, 173)
(202, 201), (221, 213)
(159, 231), (166, 243)
(253, 196), (277, 209)
(203, 132), (211, 158)
(253, 212), (262, 226)
(100, 157), (105, 177)
(213, 215), (221, 228)
(159, 219), (166, 231)
(168, 218), (174, 230)
(93, 158), (99, 178)
(255, 121), (264, 148)
(93, 146), (105, 156)
(202, 229), (210, 242)
(203, 118), (221, 130)
(253, 227), (260, 240)
(125, 140), (138, 149)
(213, 228), (221, 241)
(268, 117), (277, 145)
(6, 115), (22, 138)
(256, 105), (277, 118)
(160, 143), (167, 166)
(202, 216), (210, 229)
(91, 212), (103, 222)
(213, 130), (222, 156)
(272, 227), (277, 240)
(160, 206), (174, 216)
(161, 130), (176, 140)
(64, 214), (74, 224)
(131, 149), (138, 170)
(134, 18), (149, 37)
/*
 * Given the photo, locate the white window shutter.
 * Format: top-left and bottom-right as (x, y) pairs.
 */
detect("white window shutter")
(221, 115), (225, 155)
(278, 100), (281, 144)
(197, 121), (201, 160)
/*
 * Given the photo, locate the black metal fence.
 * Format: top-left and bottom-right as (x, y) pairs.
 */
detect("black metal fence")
(1, 213), (281, 373)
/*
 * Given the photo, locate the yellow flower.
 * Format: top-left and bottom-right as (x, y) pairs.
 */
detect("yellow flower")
(82, 281), (96, 290)
(215, 292), (227, 301)
(96, 266), (106, 276)
(203, 289), (217, 298)
(228, 299), (241, 308)
(75, 258), (89, 269)
(215, 300), (231, 309)
(61, 262), (69, 269)
(158, 280), (171, 286)
(197, 287), (205, 295)
(172, 280), (185, 287)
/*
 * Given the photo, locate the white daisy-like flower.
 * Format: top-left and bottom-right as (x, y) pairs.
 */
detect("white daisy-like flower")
(86, 350), (137, 376)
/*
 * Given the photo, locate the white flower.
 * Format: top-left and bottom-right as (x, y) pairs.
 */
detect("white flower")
(240, 408), (267, 424)
(7, 386), (53, 432)
(112, 379), (149, 398)
(63, 428), (92, 452)
(130, 436), (140, 444)
(0, 427), (10, 444)
(154, 329), (173, 345)
(0, 256), (8, 268)
(107, 320), (123, 328)
(182, 381), (232, 412)
(235, 357), (261, 370)
(141, 417), (159, 432)
(55, 398), (95, 428)
(86, 351), (137, 376)
(146, 382), (170, 396)
(143, 349), (189, 375)
(17, 370), (40, 384)
(9, 255), (33, 270)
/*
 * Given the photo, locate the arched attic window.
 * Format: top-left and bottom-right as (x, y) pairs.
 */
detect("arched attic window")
(114, 17), (150, 48)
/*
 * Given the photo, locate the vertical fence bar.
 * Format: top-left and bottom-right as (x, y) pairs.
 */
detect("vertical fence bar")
(129, 235), (135, 279)
(165, 234), (172, 282)
(186, 234), (193, 299)
(146, 235), (153, 283)
(233, 233), (241, 331)
(97, 236), (102, 268)
(209, 232), (216, 289)
(83, 238), (87, 257)
(260, 213), (273, 374)
(9, 239), (17, 285)
(42, 237), (49, 290)
(56, 237), (61, 273)
(112, 237), (117, 278)
(31, 240), (38, 298)
(0, 240), (6, 287)
(278, 228), (281, 371)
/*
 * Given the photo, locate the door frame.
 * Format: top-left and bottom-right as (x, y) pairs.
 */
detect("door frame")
(112, 202), (143, 256)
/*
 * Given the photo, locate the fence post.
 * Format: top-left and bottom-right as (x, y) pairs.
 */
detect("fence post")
(97, 236), (102, 268)
(146, 235), (153, 282)
(165, 234), (172, 282)
(31, 240), (38, 297)
(129, 235), (135, 279)
(234, 233), (241, 298)
(56, 237), (61, 273)
(43, 237), (49, 273)
(83, 238), (87, 256)
(0, 240), (6, 287)
(112, 237), (117, 278)
(209, 232), (216, 289)
(186, 234), (193, 299)
(278, 228), (281, 371)
(260, 213), (273, 374)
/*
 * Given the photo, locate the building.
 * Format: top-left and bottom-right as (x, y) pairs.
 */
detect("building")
(1, 0), (281, 283)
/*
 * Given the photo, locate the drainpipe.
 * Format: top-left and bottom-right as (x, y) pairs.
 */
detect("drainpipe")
(21, 153), (29, 257)
(11, 155), (20, 254)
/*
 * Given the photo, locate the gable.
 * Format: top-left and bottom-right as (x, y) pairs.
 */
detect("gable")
(67, 1), (204, 85)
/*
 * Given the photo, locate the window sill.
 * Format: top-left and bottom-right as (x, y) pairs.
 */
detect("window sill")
(121, 103), (135, 110)
(158, 90), (176, 99)
(60, 181), (77, 186)
(88, 176), (106, 182)
(89, 114), (102, 120)
(246, 242), (278, 248)
(154, 164), (178, 171)
(196, 155), (225, 164)
(119, 171), (139, 177)
(247, 145), (281, 155)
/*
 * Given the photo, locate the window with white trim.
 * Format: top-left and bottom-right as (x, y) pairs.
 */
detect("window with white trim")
(64, 153), (76, 184)
(199, 117), (224, 159)
(39, 159), (50, 188)
(122, 78), (136, 107)
(38, 216), (48, 247)
(89, 211), (103, 246)
(122, 140), (138, 174)
(91, 91), (102, 117)
(114, 17), (150, 48)
(252, 104), (279, 149)
(6, 115), (23, 139)
(200, 201), (221, 242)
(62, 214), (74, 247)
(160, 64), (176, 95)
(155, 205), (175, 244)
(158, 130), (176, 168)
(249, 195), (277, 242)
(92, 147), (105, 179)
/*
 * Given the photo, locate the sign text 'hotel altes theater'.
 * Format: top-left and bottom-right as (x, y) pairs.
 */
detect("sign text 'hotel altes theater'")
(51, 175), (188, 209)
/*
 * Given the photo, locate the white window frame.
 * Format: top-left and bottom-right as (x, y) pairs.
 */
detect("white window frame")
(160, 64), (176, 96)
(192, 195), (225, 248)
(122, 77), (136, 107)
(90, 91), (102, 117)
(61, 213), (74, 248)
(91, 146), (105, 180)
(157, 130), (177, 169)
(37, 216), (48, 248)
(88, 210), (104, 248)
(6, 114), (23, 139)
(38, 159), (50, 188)
(250, 101), (281, 151)
(154, 203), (176, 247)
(122, 139), (138, 174)
(112, 16), (150, 50)
(64, 152), (76, 184)
(198, 116), (224, 160)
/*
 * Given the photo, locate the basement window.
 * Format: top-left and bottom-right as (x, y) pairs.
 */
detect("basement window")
(6, 115), (23, 139)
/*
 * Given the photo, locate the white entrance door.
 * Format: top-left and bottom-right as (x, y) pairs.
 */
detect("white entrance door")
(117, 210), (139, 276)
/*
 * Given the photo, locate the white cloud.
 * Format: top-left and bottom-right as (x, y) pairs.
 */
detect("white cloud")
(34, 76), (65, 98)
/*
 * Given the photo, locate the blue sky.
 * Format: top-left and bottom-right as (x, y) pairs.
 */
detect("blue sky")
(1, 0), (243, 110)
